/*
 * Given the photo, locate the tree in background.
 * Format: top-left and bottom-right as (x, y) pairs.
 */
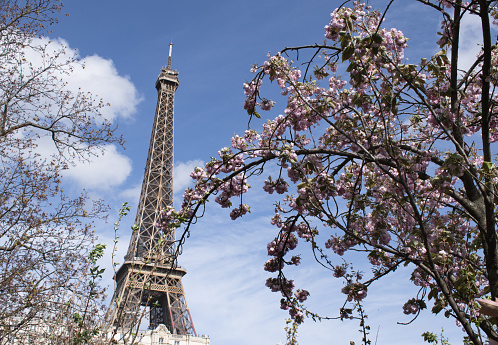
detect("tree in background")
(0, 0), (120, 342)
(162, 1), (498, 344)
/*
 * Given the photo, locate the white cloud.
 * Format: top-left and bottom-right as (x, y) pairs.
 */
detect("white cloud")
(27, 130), (134, 192)
(27, 37), (142, 121)
(63, 144), (132, 190)
(459, 14), (483, 71)
(16, 37), (141, 190)
(174, 159), (204, 194)
(69, 54), (142, 120)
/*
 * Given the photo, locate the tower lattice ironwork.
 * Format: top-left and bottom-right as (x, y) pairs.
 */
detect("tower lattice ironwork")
(105, 44), (196, 336)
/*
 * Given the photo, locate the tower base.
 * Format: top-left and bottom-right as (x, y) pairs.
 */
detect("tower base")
(105, 259), (196, 336)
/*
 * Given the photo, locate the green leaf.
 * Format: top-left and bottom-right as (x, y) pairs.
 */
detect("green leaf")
(432, 303), (443, 314)
(371, 33), (383, 44)
(419, 300), (427, 310)
(483, 161), (494, 174)
(422, 331), (438, 344)
(342, 46), (354, 62)
(428, 289), (438, 300)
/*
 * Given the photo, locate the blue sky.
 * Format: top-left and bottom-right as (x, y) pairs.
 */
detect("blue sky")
(44, 1), (486, 344)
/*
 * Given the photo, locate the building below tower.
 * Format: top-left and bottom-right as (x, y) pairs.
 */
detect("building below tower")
(2, 316), (210, 345)
(106, 324), (210, 345)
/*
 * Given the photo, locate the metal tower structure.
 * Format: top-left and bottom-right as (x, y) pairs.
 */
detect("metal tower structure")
(105, 43), (196, 336)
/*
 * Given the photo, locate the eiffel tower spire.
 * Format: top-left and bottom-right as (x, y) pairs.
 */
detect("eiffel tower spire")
(167, 39), (173, 69)
(105, 44), (196, 335)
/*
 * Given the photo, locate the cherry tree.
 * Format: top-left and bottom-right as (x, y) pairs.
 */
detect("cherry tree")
(161, 0), (498, 344)
(0, 0), (120, 342)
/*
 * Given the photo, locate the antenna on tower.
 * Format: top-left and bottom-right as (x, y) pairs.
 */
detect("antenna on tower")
(167, 39), (173, 69)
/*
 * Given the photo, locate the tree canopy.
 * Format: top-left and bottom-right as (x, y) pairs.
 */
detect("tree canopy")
(0, 0), (119, 342)
(161, 1), (498, 344)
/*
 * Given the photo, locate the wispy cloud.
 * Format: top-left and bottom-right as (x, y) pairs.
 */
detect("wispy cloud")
(180, 212), (286, 344)
(176, 190), (462, 345)
(119, 182), (142, 205)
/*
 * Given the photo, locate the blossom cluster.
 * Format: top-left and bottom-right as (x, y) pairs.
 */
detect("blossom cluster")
(341, 283), (368, 302)
(158, 1), (497, 335)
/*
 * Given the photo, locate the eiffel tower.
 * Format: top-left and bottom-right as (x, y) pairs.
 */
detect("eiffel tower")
(105, 42), (196, 336)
